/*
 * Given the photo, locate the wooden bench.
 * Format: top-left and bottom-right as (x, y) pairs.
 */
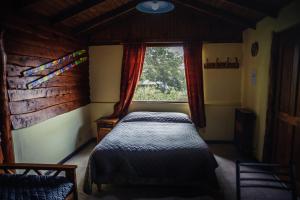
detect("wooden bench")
(236, 161), (297, 200)
(0, 163), (78, 200)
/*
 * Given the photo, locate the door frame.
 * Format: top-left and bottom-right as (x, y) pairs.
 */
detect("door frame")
(263, 23), (300, 162)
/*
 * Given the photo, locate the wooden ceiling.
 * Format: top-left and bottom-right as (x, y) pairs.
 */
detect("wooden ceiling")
(2, 0), (293, 43)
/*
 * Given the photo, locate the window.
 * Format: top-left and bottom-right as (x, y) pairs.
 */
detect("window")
(133, 46), (187, 102)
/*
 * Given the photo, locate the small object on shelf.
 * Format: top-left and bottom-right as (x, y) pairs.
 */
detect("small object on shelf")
(95, 117), (119, 143)
(204, 57), (239, 69)
(234, 108), (256, 156)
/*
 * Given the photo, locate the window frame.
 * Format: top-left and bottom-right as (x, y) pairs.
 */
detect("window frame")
(133, 43), (188, 103)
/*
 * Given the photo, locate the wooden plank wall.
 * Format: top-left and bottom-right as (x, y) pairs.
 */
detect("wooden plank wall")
(3, 18), (90, 130)
(1, 29), (14, 163)
(89, 7), (243, 44)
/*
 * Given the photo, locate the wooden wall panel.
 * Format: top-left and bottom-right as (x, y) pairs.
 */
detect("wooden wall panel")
(88, 8), (243, 44)
(5, 30), (78, 54)
(9, 92), (85, 115)
(7, 55), (50, 67)
(7, 75), (87, 89)
(7, 63), (88, 77)
(3, 15), (85, 50)
(5, 40), (68, 59)
(0, 30), (15, 163)
(8, 86), (87, 102)
(0, 144), (3, 163)
(11, 99), (89, 129)
(3, 17), (90, 130)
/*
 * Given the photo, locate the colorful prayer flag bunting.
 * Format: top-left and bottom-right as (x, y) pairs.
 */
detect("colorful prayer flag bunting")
(23, 49), (86, 76)
(27, 57), (88, 89)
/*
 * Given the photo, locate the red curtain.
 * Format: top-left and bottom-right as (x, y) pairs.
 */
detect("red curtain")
(183, 42), (206, 128)
(110, 43), (146, 118)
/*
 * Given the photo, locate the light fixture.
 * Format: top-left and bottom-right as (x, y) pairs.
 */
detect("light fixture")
(136, 1), (175, 14)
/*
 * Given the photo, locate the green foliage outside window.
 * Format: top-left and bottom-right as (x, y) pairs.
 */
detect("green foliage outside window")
(133, 47), (187, 102)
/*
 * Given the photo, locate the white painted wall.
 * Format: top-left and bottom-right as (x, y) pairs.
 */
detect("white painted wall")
(13, 105), (92, 163)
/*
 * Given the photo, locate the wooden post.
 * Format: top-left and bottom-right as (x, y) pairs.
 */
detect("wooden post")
(0, 30), (15, 163)
(66, 168), (78, 200)
(0, 135), (3, 163)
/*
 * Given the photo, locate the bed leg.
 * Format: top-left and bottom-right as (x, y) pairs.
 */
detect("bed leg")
(97, 184), (102, 192)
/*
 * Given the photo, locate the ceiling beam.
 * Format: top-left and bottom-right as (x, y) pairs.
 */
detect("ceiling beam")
(74, 0), (142, 34)
(15, 0), (41, 9)
(225, 0), (278, 17)
(1, 0), (40, 11)
(173, 0), (256, 29)
(51, 0), (106, 24)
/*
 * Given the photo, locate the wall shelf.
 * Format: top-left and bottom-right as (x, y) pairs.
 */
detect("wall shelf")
(204, 57), (239, 69)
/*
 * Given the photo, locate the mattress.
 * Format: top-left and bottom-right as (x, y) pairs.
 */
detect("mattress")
(84, 112), (218, 194)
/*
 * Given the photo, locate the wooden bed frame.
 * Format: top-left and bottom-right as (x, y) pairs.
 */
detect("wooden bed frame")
(0, 163), (78, 200)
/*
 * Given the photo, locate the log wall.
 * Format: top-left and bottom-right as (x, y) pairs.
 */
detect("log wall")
(3, 18), (90, 131)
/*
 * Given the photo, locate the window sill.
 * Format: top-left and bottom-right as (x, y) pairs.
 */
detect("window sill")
(132, 101), (188, 104)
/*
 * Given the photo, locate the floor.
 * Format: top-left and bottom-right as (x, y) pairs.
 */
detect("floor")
(65, 142), (294, 200)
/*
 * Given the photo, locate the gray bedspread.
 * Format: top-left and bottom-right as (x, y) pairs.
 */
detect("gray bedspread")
(84, 112), (218, 194)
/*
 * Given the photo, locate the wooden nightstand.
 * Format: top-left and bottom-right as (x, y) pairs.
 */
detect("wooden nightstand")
(234, 108), (255, 155)
(95, 117), (119, 143)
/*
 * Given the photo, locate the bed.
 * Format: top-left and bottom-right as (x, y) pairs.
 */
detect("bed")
(84, 111), (218, 194)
